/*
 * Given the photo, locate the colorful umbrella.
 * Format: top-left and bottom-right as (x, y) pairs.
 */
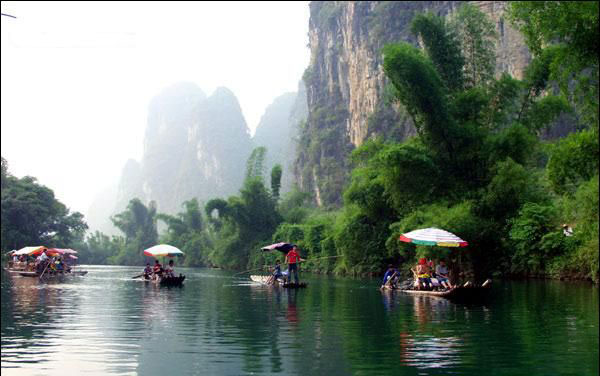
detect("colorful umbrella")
(143, 244), (184, 258)
(46, 248), (78, 256)
(261, 242), (294, 254)
(399, 228), (468, 247)
(13, 246), (47, 256)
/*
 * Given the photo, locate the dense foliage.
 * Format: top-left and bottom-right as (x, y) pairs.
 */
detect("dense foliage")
(1, 157), (88, 251)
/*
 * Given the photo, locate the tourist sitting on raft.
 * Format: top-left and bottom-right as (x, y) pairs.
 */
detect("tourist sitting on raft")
(381, 264), (399, 288)
(413, 258), (432, 290)
(435, 259), (453, 289)
(55, 258), (64, 273)
(267, 260), (283, 284)
(164, 260), (175, 278)
(152, 260), (163, 280)
(143, 263), (153, 279)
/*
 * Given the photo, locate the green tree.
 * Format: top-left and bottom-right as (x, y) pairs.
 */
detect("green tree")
(1, 164), (88, 250)
(79, 231), (122, 264)
(205, 175), (281, 269)
(411, 12), (464, 93)
(245, 146), (267, 182)
(546, 129), (599, 194)
(508, 1), (599, 127)
(110, 198), (158, 265)
(270, 164), (282, 202)
(157, 198), (211, 266)
(448, 4), (498, 88)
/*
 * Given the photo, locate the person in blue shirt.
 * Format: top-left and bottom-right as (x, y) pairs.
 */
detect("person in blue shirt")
(142, 263), (153, 280)
(267, 260), (283, 284)
(381, 264), (398, 288)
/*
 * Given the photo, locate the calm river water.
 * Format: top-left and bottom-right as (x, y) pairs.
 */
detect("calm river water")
(1, 266), (598, 375)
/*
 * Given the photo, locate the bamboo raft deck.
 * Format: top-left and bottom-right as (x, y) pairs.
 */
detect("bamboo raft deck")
(381, 280), (492, 302)
(18, 270), (88, 277)
(250, 275), (308, 288)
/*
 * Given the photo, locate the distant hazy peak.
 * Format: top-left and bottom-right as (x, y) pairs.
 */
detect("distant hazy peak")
(206, 86), (243, 109)
(121, 158), (141, 172)
(152, 82), (207, 102)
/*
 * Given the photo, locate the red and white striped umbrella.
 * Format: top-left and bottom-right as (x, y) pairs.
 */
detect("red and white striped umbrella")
(399, 228), (468, 247)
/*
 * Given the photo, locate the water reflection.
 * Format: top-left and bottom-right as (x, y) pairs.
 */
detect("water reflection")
(286, 288), (300, 325)
(2, 268), (598, 376)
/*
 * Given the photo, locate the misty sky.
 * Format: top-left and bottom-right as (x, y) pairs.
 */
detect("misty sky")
(1, 1), (310, 217)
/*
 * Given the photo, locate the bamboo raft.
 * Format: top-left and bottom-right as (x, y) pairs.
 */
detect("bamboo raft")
(18, 270), (88, 277)
(250, 275), (308, 288)
(381, 279), (492, 302)
(159, 275), (185, 286)
(140, 274), (186, 286)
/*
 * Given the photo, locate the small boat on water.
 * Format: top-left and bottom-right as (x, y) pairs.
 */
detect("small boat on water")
(18, 270), (88, 278)
(3, 267), (28, 274)
(400, 286), (491, 301)
(382, 279), (492, 302)
(140, 274), (185, 287)
(159, 275), (185, 287)
(250, 275), (308, 288)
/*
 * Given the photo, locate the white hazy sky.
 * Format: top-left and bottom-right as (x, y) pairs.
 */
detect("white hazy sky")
(1, 1), (310, 217)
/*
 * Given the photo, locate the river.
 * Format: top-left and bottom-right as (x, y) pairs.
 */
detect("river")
(1, 266), (598, 375)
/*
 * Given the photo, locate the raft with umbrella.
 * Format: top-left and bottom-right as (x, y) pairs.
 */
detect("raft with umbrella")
(140, 244), (185, 287)
(7, 246), (87, 278)
(250, 274), (307, 288)
(387, 228), (493, 301)
(255, 242), (308, 288)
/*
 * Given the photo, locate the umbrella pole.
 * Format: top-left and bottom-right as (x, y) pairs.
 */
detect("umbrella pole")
(458, 252), (462, 285)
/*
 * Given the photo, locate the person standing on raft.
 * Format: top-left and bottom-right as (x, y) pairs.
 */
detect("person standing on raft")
(285, 245), (304, 284)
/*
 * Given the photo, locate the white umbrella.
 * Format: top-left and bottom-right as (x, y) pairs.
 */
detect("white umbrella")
(399, 228), (468, 247)
(143, 244), (184, 257)
(14, 246), (47, 256)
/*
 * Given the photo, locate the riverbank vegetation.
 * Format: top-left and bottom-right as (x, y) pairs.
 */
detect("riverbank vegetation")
(1, 2), (597, 282)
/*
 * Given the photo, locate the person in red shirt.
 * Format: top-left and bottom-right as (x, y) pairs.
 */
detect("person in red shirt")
(152, 260), (163, 280)
(285, 245), (303, 284)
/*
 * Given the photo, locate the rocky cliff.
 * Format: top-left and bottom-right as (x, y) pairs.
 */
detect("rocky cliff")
(296, 1), (530, 206)
(137, 84), (253, 214)
(87, 83), (254, 232)
(87, 81), (307, 233)
(252, 81), (308, 194)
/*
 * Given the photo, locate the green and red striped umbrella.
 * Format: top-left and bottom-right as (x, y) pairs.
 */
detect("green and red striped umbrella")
(399, 228), (468, 247)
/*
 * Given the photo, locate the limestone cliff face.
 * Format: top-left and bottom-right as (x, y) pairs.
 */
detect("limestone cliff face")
(111, 83), (252, 218)
(252, 81), (308, 194)
(188, 87), (253, 203)
(87, 82), (303, 234)
(296, 1), (530, 207)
